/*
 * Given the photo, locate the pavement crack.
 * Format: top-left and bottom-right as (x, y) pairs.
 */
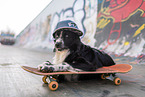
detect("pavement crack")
(0, 63), (13, 66)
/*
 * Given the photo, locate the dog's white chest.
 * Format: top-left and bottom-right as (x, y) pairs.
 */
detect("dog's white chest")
(53, 49), (70, 65)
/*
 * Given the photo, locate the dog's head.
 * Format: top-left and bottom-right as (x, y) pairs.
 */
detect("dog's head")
(53, 20), (83, 51)
(53, 29), (80, 51)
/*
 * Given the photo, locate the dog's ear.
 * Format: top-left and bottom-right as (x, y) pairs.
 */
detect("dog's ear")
(53, 32), (56, 38)
(53, 33), (56, 43)
(53, 29), (62, 38)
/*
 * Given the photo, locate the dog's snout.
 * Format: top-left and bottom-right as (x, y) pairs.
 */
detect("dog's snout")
(55, 42), (62, 48)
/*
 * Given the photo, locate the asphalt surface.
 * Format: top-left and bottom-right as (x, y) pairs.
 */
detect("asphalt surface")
(0, 45), (145, 97)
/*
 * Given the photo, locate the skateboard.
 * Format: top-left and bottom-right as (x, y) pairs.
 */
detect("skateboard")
(21, 64), (132, 91)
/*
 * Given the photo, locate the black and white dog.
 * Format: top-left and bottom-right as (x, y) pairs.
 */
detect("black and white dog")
(38, 20), (115, 72)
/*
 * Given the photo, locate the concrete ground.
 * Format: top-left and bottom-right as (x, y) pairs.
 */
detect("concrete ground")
(0, 45), (145, 97)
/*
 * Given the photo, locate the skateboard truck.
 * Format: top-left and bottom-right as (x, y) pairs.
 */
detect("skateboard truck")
(101, 73), (121, 85)
(42, 75), (59, 91)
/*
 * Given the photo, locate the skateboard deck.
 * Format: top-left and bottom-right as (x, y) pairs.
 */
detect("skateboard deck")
(22, 64), (132, 76)
(21, 64), (132, 91)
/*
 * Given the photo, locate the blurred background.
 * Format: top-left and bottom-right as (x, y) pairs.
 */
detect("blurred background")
(0, 0), (52, 45)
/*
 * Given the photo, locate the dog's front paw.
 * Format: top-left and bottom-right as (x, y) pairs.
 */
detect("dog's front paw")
(37, 64), (43, 71)
(37, 61), (54, 73)
(41, 66), (54, 73)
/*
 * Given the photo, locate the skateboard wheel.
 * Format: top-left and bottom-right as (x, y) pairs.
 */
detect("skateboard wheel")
(114, 77), (121, 85)
(101, 74), (109, 80)
(49, 81), (58, 91)
(42, 76), (48, 84)
(101, 74), (106, 80)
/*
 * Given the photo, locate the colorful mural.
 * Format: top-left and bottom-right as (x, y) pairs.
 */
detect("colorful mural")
(16, 0), (145, 58)
(96, 0), (145, 57)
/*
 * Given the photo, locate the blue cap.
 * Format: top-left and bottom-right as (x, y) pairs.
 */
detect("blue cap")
(53, 20), (83, 36)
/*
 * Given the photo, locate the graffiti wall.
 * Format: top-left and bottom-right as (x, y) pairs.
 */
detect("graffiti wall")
(16, 0), (145, 58)
(96, 0), (145, 57)
(16, 0), (97, 50)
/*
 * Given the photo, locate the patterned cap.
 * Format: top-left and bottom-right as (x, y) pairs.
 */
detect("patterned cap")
(53, 20), (83, 36)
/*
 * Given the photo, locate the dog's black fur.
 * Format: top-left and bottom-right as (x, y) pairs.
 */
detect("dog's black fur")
(53, 29), (115, 71)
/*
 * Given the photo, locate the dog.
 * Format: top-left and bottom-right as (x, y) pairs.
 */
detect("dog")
(38, 20), (115, 72)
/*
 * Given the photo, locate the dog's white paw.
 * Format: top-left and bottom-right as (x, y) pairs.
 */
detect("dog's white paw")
(37, 63), (43, 71)
(37, 61), (54, 72)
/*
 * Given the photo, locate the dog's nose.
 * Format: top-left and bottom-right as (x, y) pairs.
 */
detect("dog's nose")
(55, 42), (62, 48)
